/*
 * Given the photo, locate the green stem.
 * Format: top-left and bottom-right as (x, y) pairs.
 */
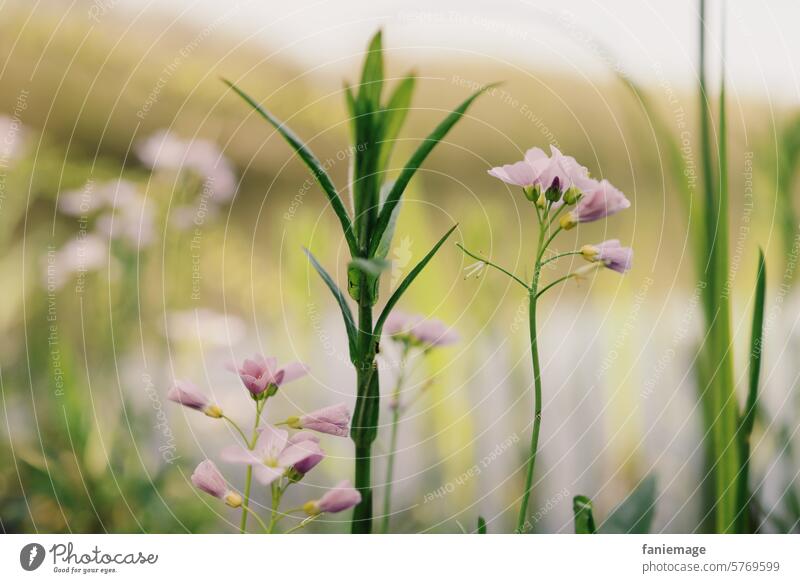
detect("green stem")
(351, 298), (377, 533)
(223, 415), (249, 444)
(540, 225), (563, 254)
(267, 481), (282, 533)
(239, 398), (265, 533)
(456, 243), (531, 290)
(381, 344), (410, 534)
(535, 272), (580, 299)
(242, 505), (269, 533)
(285, 515), (319, 534)
(517, 211), (548, 532)
(540, 251), (582, 268)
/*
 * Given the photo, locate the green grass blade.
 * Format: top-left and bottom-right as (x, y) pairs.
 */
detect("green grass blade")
(223, 79), (357, 255)
(358, 30), (383, 111)
(377, 74), (415, 175)
(572, 496), (597, 534)
(735, 249), (767, 532)
(706, 3), (740, 533)
(599, 475), (657, 533)
(373, 224), (458, 337)
(303, 247), (358, 360)
(367, 85), (496, 257)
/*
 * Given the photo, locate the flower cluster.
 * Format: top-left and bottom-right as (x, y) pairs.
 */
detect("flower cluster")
(488, 145), (632, 274)
(169, 353), (359, 532)
(466, 143), (633, 530)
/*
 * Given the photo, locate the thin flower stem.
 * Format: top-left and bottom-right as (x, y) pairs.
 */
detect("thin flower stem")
(267, 480), (283, 533)
(223, 416), (249, 444)
(240, 398), (265, 533)
(539, 226), (563, 258)
(545, 203), (569, 230)
(381, 343), (411, 534)
(242, 505), (269, 533)
(456, 243), (531, 291)
(517, 207), (549, 532)
(285, 515), (319, 534)
(540, 251), (582, 268)
(535, 273), (578, 299)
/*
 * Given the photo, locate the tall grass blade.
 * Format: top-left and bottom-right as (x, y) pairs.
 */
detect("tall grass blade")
(735, 249), (766, 532)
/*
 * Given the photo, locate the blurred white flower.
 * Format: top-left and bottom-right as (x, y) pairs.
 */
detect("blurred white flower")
(135, 129), (188, 170)
(137, 130), (237, 202)
(58, 179), (156, 250)
(44, 234), (108, 289)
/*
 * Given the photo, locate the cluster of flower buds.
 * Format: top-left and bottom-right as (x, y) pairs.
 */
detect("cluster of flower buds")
(168, 353), (360, 527)
(488, 145), (633, 274)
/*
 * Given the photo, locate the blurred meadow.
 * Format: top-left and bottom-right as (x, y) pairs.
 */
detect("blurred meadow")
(0, 0), (798, 533)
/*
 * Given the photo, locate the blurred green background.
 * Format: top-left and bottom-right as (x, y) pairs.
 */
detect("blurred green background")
(0, 0), (798, 533)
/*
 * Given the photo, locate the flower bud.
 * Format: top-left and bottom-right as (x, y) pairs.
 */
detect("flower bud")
(303, 501), (321, 516)
(204, 404), (223, 419)
(224, 492), (243, 508)
(544, 177), (562, 203)
(559, 212), (578, 230)
(563, 187), (581, 205)
(536, 193), (546, 209)
(580, 244), (599, 262)
(523, 184), (540, 202)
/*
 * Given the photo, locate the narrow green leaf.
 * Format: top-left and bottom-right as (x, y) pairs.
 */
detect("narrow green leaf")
(222, 79), (357, 255)
(344, 83), (359, 145)
(377, 74), (415, 174)
(735, 249), (767, 532)
(303, 248), (358, 360)
(374, 224), (458, 337)
(708, 7), (740, 533)
(367, 84), (497, 257)
(477, 516), (487, 534)
(358, 30), (384, 111)
(599, 475), (657, 534)
(573, 496), (597, 534)
(742, 249), (766, 442)
(374, 181), (401, 259)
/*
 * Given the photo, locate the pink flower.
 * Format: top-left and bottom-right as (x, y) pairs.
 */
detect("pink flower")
(167, 380), (222, 418)
(228, 354), (309, 396)
(409, 318), (459, 347)
(560, 179), (630, 229)
(191, 460), (242, 507)
(488, 146), (589, 198)
(288, 432), (325, 474)
(222, 424), (322, 485)
(303, 480), (362, 515)
(384, 311), (459, 348)
(288, 403), (351, 437)
(581, 240), (633, 274)
(383, 310), (420, 337)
